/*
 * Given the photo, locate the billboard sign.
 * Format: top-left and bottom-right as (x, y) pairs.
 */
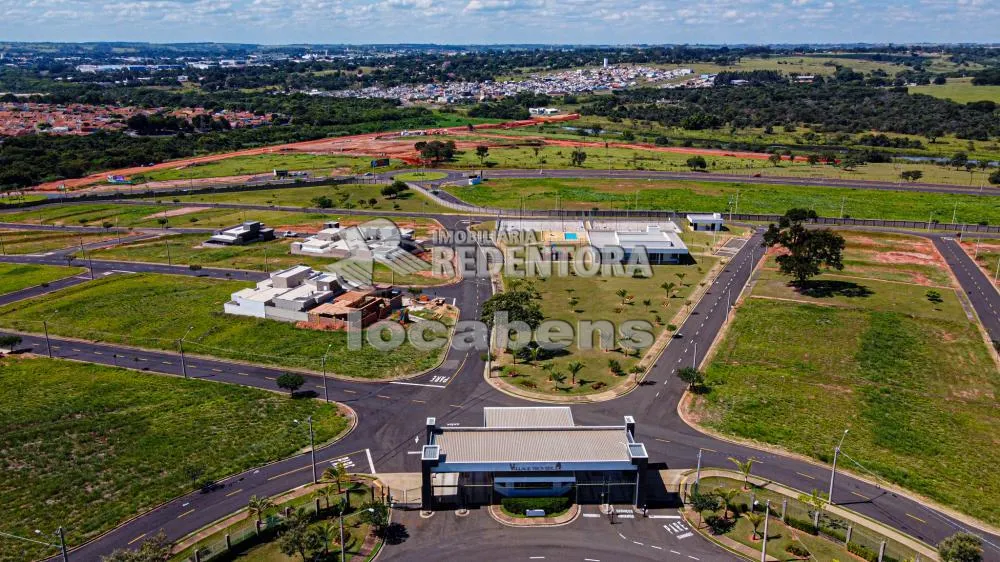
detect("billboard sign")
(370, 158), (390, 168)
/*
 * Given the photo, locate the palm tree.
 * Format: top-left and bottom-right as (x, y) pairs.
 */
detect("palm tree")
(316, 485), (338, 510)
(313, 521), (338, 555)
(567, 361), (583, 386)
(528, 346), (541, 365)
(715, 488), (740, 520)
(660, 281), (676, 298)
(247, 495), (273, 524)
(798, 488), (829, 527)
(675, 272), (687, 285)
(729, 457), (756, 490)
(321, 462), (349, 493)
(616, 288), (628, 304)
(744, 512), (765, 540)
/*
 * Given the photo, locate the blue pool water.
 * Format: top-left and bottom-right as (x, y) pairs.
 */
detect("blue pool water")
(564, 233), (578, 240)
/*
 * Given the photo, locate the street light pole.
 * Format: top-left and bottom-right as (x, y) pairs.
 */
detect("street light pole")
(321, 343), (333, 403)
(178, 325), (194, 378)
(58, 527), (68, 562)
(695, 448), (703, 490)
(692, 341), (697, 369)
(308, 416), (317, 484)
(339, 507), (374, 562)
(760, 500), (771, 562)
(828, 429), (849, 504)
(43, 320), (53, 358)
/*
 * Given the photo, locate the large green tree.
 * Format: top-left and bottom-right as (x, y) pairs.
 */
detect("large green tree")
(763, 209), (845, 285)
(480, 279), (544, 330)
(937, 533), (983, 562)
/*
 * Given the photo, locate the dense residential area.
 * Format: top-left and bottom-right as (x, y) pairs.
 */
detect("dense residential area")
(0, 18), (998, 562)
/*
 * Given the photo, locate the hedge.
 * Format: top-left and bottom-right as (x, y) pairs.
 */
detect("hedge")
(786, 516), (819, 535)
(847, 542), (878, 562)
(500, 497), (571, 516)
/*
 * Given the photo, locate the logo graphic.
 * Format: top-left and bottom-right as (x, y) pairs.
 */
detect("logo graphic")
(325, 218), (429, 289)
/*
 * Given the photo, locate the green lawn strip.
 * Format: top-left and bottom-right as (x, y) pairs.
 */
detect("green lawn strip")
(0, 229), (116, 254)
(0, 194), (47, 206)
(697, 298), (999, 526)
(89, 232), (447, 287)
(0, 273), (443, 377)
(393, 171), (448, 182)
(0, 263), (85, 294)
(444, 178), (1000, 224)
(171, 484), (374, 562)
(0, 357), (349, 561)
(141, 182), (452, 214)
(499, 258), (718, 395)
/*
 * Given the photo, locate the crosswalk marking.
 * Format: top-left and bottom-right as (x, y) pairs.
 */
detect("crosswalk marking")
(676, 532), (694, 540)
(664, 522), (689, 535)
(328, 456), (355, 469)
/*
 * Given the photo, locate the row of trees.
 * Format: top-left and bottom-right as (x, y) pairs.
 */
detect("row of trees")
(583, 82), (1000, 140)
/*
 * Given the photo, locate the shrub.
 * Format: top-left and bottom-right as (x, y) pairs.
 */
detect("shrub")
(786, 516), (819, 535)
(500, 496), (570, 516)
(189, 264), (202, 271)
(820, 525), (847, 543)
(518, 379), (537, 389)
(847, 542), (878, 562)
(785, 543), (810, 557)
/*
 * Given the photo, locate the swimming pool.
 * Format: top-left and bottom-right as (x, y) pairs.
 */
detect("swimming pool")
(564, 233), (578, 240)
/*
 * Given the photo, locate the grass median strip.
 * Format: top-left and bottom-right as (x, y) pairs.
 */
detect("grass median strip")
(0, 262), (86, 295)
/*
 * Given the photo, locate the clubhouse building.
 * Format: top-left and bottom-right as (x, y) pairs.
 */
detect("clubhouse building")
(420, 407), (649, 511)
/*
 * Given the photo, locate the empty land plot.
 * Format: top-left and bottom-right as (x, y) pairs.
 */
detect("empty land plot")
(0, 273), (445, 378)
(909, 77), (1000, 104)
(0, 229), (116, 254)
(0, 263), (85, 294)
(138, 153), (399, 182)
(693, 233), (999, 526)
(0, 356), (348, 561)
(498, 257), (718, 395)
(445, 178), (1000, 224)
(140, 182), (451, 214)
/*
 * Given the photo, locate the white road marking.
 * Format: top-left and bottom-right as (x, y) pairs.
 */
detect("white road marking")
(677, 532), (694, 540)
(650, 515), (681, 519)
(582, 513), (600, 518)
(366, 448), (376, 475)
(389, 381), (446, 389)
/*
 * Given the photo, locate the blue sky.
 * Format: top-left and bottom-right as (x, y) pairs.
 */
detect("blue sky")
(0, 0), (997, 45)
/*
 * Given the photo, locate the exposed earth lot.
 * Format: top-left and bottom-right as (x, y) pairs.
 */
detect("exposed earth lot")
(0, 356), (348, 562)
(444, 178), (1000, 224)
(0, 273), (446, 377)
(692, 231), (1000, 526)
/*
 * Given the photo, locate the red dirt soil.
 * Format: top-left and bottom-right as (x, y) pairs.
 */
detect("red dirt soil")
(34, 115), (581, 192)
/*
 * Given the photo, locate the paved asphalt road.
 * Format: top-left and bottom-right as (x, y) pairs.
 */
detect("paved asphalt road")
(1, 205), (998, 559)
(932, 235), (1000, 342)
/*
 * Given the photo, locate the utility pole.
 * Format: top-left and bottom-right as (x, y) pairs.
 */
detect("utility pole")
(178, 325), (194, 378)
(692, 341), (697, 369)
(321, 343), (333, 403)
(695, 448), (703, 490)
(828, 429), (849, 504)
(952, 202), (958, 225)
(760, 500), (771, 562)
(44, 320), (53, 358)
(0, 232), (5, 255)
(164, 238), (172, 265)
(840, 197), (845, 219)
(307, 416), (317, 484)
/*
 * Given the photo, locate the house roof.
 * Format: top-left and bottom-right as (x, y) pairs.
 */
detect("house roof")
(432, 427), (633, 464)
(484, 407), (574, 428)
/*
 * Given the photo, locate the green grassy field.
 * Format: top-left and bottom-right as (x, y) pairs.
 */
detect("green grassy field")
(694, 233), (1000, 526)
(0, 201), (446, 231)
(0, 357), (348, 561)
(0, 229), (115, 254)
(137, 154), (406, 182)
(0, 263), (85, 294)
(90, 233), (449, 286)
(499, 257), (718, 395)
(0, 273), (445, 377)
(909, 77), (1000, 104)
(445, 178), (1000, 224)
(141, 182), (451, 214)
(0, 194), (47, 206)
